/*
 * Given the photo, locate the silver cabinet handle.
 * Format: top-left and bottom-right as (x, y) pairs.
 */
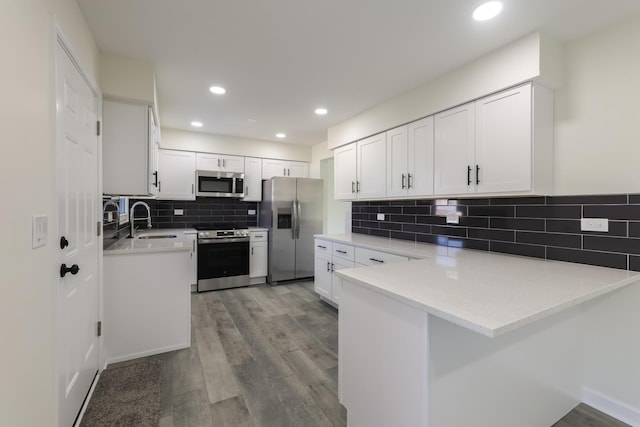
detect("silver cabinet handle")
(218, 158), (221, 167)
(245, 185), (248, 196)
(402, 174), (406, 189)
(408, 173), (413, 189)
(356, 181), (360, 192)
(288, 168), (291, 176)
(158, 181), (161, 192)
(369, 258), (384, 263)
(352, 181), (355, 193)
(284, 168), (286, 176)
(251, 247), (254, 255)
(223, 159), (226, 167)
(192, 184), (194, 194)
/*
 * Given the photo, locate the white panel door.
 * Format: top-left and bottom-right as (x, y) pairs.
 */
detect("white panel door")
(333, 143), (357, 200)
(250, 242), (268, 278)
(407, 116), (434, 197)
(434, 102), (475, 195)
(357, 133), (387, 199)
(158, 149), (196, 200)
(148, 111), (159, 196)
(386, 125), (409, 198)
(56, 40), (100, 427)
(196, 152), (222, 171)
(220, 155), (245, 173)
(243, 157), (263, 201)
(475, 84), (532, 193)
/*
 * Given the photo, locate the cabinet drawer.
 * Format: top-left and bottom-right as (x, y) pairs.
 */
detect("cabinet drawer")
(315, 239), (332, 255)
(333, 243), (355, 261)
(355, 247), (409, 266)
(250, 231), (268, 242)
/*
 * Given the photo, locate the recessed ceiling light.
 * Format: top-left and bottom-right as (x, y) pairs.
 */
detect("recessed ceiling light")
(275, 133), (286, 139)
(209, 86), (226, 95)
(191, 121), (203, 127)
(473, 1), (502, 21)
(315, 108), (328, 115)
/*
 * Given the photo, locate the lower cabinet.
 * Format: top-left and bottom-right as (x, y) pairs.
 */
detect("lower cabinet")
(250, 230), (268, 284)
(314, 239), (412, 306)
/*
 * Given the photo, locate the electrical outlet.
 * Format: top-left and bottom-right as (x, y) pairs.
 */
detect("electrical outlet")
(174, 209), (184, 216)
(248, 209), (256, 215)
(446, 215), (460, 224)
(377, 213), (385, 221)
(581, 218), (608, 232)
(32, 215), (48, 248)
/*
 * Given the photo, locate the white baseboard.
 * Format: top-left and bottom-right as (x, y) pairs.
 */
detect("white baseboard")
(107, 342), (190, 365)
(583, 387), (640, 427)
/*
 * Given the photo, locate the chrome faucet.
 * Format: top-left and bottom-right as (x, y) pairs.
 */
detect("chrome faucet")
(129, 201), (152, 238)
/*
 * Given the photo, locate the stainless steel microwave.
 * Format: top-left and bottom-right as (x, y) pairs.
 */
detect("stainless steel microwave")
(196, 170), (244, 198)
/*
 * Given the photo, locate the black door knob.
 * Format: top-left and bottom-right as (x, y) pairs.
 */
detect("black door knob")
(60, 236), (69, 249)
(60, 263), (80, 278)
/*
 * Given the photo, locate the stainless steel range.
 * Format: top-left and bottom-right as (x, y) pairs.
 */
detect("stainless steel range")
(194, 224), (250, 292)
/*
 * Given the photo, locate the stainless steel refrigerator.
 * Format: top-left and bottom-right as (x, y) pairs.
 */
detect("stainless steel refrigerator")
(259, 177), (324, 284)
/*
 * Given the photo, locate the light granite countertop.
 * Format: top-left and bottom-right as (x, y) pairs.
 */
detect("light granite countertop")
(104, 228), (196, 255)
(318, 234), (640, 338)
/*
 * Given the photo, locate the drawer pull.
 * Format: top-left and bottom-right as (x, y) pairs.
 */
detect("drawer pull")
(317, 245), (327, 249)
(369, 258), (384, 264)
(254, 235), (263, 238)
(336, 250), (347, 254)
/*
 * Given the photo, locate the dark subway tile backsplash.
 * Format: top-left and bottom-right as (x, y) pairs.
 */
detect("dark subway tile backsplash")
(352, 193), (640, 271)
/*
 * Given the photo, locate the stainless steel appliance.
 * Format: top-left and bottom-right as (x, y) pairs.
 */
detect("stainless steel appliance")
(195, 224), (250, 292)
(259, 177), (323, 284)
(196, 170), (244, 198)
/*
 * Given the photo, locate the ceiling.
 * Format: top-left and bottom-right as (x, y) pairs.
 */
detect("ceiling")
(77, 0), (640, 146)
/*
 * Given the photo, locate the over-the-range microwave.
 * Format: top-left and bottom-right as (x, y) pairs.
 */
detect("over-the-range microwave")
(195, 170), (244, 198)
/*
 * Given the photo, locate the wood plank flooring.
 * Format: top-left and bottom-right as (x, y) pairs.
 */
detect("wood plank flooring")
(108, 281), (628, 427)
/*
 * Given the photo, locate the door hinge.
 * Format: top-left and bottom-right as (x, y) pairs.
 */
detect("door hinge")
(96, 120), (101, 136)
(97, 221), (102, 236)
(97, 321), (102, 337)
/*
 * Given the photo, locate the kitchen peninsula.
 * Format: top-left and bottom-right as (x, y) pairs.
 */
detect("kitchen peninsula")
(322, 235), (640, 427)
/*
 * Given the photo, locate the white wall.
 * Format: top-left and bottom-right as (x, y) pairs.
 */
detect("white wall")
(320, 158), (351, 234)
(553, 13), (640, 195)
(328, 31), (563, 149)
(0, 1), (99, 426)
(310, 140), (333, 179)
(160, 127), (312, 162)
(100, 52), (156, 107)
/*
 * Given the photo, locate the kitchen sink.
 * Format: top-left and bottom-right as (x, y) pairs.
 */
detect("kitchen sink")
(136, 234), (178, 239)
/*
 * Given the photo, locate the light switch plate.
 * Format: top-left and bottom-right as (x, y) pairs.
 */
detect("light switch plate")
(377, 213), (385, 221)
(248, 209), (256, 215)
(174, 209), (184, 216)
(32, 215), (48, 248)
(446, 215), (460, 224)
(581, 218), (608, 232)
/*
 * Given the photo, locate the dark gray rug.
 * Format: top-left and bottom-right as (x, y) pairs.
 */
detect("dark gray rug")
(80, 360), (162, 427)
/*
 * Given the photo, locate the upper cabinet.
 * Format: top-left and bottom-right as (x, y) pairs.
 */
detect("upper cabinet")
(103, 100), (158, 196)
(157, 149), (196, 200)
(196, 153), (244, 173)
(262, 159), (309, 179)
(386, 117), (434, 198)
(434, 83), (553, 197)
(243, 157), (262, 201)
(334, 133), (387, 201)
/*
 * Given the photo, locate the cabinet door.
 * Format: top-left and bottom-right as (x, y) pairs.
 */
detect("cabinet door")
(314, 252), (333, 299)
(357, 133), (387, 199)
(196, 153), (222, 171)
(243, 157), (263, 201)
(475, 84), (532, 194)
(221, 155), (245, 173)
(334, 143), (358, 200)
(102, 100), (150, 195)
(434, 102), (475, 195)
(262, 159), (287, 179)
(407, 116), (434, 197)
(331, 257), (354, 305)
(158, 149), (196, 200)
(386, 125), (409, 198)
(287, 161), (309, 178)
(250, 242), (268, 278)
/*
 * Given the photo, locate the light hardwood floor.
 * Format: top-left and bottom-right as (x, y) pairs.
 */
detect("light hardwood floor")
(110, 281), (628, 427)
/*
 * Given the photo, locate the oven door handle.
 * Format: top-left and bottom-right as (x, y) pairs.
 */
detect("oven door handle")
(198, 237), (250, 244)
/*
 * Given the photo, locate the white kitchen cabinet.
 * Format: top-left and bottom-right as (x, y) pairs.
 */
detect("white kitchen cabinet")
(434, 83), (553, 197)
(250, 230), (268, 284)
(334, 143), (358, 200)
(103, 100), (158, 196)
(243, 157), (262, 201)
(157, 149), (196, 200)
(334, 133), (387, 201)
(262, 159), (309, 179)
(196, 153), (245, 173)
(313, 239), (356, 306)
(386, 118), (434, 198)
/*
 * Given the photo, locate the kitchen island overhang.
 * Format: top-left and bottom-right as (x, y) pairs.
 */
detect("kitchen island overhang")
(336, 248), (640, 427)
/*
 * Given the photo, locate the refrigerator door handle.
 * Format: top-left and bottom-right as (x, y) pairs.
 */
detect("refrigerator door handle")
(295, 200), (301, 239)
(291, 200), (296, 240)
